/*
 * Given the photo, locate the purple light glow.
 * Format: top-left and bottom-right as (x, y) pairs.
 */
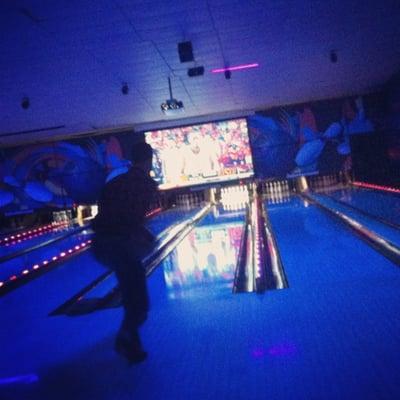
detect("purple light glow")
(268, 342), (297, 356)
(251, 342), (297, 359)
(251, 348), (266, 358)
(211, 63), (259, 73)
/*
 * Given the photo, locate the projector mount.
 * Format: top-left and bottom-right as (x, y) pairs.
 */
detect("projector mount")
(161, 77), (184, 115)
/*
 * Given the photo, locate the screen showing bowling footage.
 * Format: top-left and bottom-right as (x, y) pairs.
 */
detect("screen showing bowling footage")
(162, 222), (243, 296)
(144, 118), (254, 189)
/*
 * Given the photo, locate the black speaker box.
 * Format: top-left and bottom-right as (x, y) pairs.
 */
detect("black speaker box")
(188, 66), (204, 77)
(178, 41), (194, 63)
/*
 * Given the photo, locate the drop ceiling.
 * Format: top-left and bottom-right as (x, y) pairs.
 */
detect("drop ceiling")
(1, 0), (400, 146)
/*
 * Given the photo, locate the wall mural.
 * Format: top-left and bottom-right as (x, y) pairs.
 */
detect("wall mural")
(0, 135), (133, 215)
(248, 94), (384, 179)
(0, 86), (399, 214)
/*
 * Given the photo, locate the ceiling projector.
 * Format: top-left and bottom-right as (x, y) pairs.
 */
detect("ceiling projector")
(161, 98), (184, 115)
(161, 77), (184, 116)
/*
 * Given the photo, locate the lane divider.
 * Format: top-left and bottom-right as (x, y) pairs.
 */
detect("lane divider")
(0, 221), (70, 246)
(50, 204), (212, 316)
(318, 192), (400, 230)
(0, 208), (164, 298)
(301, 192), (400, 267)
(260, 201), (289, 291)
(233, 190), (288, 294)
(0, 239), (92, 296)
(232, 207), (251, 293)
(0, 226), (89, 265)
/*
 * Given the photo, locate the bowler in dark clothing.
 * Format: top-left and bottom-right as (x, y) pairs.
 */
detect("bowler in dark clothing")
(92, 142), (157, 363)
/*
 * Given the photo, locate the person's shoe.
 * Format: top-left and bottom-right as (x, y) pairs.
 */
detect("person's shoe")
(114, 335), (147, 364)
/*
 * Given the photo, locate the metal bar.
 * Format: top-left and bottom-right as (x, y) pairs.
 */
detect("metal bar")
(320, 191), (400, 230)
(232, 207), (251, 293)
(0, 243), (91, 297)
(0, 225), (88, 264)
(301, 193), (400, 267)
(260, 203), (289, 290)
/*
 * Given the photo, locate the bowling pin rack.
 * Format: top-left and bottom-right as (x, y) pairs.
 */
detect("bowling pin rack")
(306, 172), (347, 192)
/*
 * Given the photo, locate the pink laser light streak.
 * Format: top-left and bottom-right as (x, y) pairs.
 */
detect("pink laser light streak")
(211, 63), (259, 73)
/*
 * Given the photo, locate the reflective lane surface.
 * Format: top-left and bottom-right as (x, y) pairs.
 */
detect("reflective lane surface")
(1, 200), (400, 400)
(328, 186), (400, 226)
(312, 191), (400, 247)
(149, 207), (245, 301)
(0, 223), (84, 259)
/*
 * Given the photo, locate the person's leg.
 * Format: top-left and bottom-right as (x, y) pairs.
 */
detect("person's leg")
(93, 235), (149, 363)
(113, 253), (149, 363)
(115, 261), (149, 333)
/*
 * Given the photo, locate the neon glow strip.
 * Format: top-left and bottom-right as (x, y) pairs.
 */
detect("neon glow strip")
(0, 239), (92, 292)
(352, 181), (400, 194)
(0, 206), (162, 291)
(211, 63), (259, 73)
(0, 222), (69, 245)
(145, 207), (162, 218)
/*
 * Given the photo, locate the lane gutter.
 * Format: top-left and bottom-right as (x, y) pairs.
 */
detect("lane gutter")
(320, 192), (400, 230)
(0, 209), (161, 297)
(301, 192), (400, 267)
(232, 207), (251, 293)
(233, 191), (288, 294)
(0, 225), (88, 264)
(260, 200), (289, 290)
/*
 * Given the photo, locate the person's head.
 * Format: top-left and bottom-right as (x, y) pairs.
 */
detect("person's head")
(131, 142), (153, 173)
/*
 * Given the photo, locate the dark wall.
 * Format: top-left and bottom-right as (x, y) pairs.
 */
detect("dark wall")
(350, 73), (400, 187)
(351, 130), (400, 187)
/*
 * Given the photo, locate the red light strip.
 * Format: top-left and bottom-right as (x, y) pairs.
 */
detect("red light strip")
(0, 239), (92, 291)
(353, 181), (400, 194)
(211, 63), (259, 73)
(145, 207), (163, 218)
(0, 222), (69, 246)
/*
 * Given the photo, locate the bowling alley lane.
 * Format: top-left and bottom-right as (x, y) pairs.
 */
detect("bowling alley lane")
(147, 206), (246, 303)
(1, 195), (400, 400)
(0, 205), (204, 294)
(0, 205), (205, 382)
(266, 196), (399, 287)
(325, 186), (400, 227)
(309, 192), (400, 248)
(0, 228), (92, 283)
(262, 196), (400, 396)
(0, 205), (246, 397)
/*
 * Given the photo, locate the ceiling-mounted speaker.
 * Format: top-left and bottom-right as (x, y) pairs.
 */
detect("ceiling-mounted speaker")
(330, 50), (338, 63)
(178, 41), (194, 63)
(188, 66), (204, 77)
(21, 97), (30, 109)
(121, 83), (129, 95)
